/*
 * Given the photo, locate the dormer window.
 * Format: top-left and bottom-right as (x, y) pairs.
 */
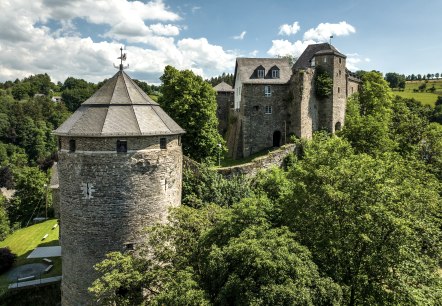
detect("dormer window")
(257, 69), (265, 78)
(271, 69), (280, 78)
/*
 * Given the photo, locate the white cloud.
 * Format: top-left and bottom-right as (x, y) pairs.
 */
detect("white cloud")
(249, 50), (259, 57)
(303, 21), (355, 42)
(267, 39), (317, 57)
(0, 0), (237, 83)
(233, 31), (247, 40)
(278, 22), (300, 36)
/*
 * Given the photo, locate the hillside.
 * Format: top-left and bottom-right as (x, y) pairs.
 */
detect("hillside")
(393, 79), (442, 106)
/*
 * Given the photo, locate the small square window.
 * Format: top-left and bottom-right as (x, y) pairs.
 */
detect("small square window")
(125, 243), (134, 251)
(265, 105), (272, 114)
(264, 85), (272, 97)
(117, 140), (127, 153)
(160, 137), (167, 149)
(69, 139), (76, 153)
(272, 70), (280, 78)
(257, 69), (265, 78)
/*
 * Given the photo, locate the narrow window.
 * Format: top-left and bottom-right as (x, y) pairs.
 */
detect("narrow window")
(272, 69), (280, 78)
(324, 57), (327, 63)
(69, 139), (76, 153)
(160, 137), (167, 149)
(178, 136), (181, 146)
(116, 140), (127, 153)
(339, 58), (342, 64)
(339, 70), (342, 76)
(338, 87), (340, 93)
(257, 69), (265, 78)
(351, 87), (354, 94)
(264, 85), (272, 97)
(58, 138), (62, 150)
(265, 105), (272, 114)
(311, 57), (315, 67)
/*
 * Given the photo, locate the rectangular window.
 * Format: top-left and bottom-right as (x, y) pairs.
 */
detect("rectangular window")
(160, 137), (167, 149)
(69, 139), (76, 153)
(58, 138), (62, 150)
(324, 57), (327, 63)
(116, 140), (127, 153)
(311, 57), (315, 67)
(265, 105), (272, 114)
(271, 70), (280, 78)
(339, 70), (342, 76)
(178, 136), (181, 146)
(264, 85), (272, 97)
(338, 87), (340, 94)
(339, 58), (342, 64)
(257, 69), (265, 78)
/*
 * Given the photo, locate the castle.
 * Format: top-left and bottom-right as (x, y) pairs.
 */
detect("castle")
(54, 63), (185, 305)
(217, 43), (361, 159)
(52, 43), (358, 305)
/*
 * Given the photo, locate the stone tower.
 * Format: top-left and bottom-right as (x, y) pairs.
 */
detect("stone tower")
(54, 65), (185, 305)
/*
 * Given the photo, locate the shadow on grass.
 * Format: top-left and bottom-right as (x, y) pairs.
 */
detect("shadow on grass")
(0, 282), (61, 306)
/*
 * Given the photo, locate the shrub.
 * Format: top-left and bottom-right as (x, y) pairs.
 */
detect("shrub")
(314, 66), (333, 99)
(0, 247), (17, 273)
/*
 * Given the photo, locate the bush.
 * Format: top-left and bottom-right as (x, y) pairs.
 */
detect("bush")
(314, 66), (333, 99)
(0, 247), (16, 273)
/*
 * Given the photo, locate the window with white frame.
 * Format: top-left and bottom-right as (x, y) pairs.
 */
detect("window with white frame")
(264, 85), (271, 96)
(311, 57), (315, 67)
(271, 69), (280, 78)
(257, 69), (265, 78)
(265, 105), (272, 114)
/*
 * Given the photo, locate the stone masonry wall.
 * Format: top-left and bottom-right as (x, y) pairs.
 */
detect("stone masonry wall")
(217, 144), (296, 178)
(58, 135), (182, 306)
(216, 91), (233, 137)
(241, 84), (290, 157)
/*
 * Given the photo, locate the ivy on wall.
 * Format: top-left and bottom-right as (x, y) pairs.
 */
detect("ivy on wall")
(315, 65), (333, 99)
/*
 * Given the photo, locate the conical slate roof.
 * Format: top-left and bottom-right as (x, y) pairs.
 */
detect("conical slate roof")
(54, 70), (185, 137)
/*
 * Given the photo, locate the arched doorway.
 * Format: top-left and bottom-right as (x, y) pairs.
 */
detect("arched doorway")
(335, 122), (342, 132)
(273, 131), (281, 147)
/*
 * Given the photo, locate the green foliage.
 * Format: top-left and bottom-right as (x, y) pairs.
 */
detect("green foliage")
(61, 76), (96, 112)
(182, 161), (252, 208)
(420, 122), (442, 180)
(207, 72), (234, 87)
(0, 195), (9, 241)
(7, 166), (48, 226)
(314, 65), (333, 99)
(0, 247), (16, 273)
(385, 72), (406, 89)
(159, 65), (225, 164)
(282, 134), (442, 305)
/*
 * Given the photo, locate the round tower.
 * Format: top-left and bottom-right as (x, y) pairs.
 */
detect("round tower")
(54, 67), (185, 305)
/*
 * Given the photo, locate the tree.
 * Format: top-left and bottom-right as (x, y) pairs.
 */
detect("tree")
(384, 72), (405, 89)
(7, 166), (48, 226)
(0, 247), (16, 273)
(0, 195), (10, 240)
(282, 134), (442, 305)
(159, 66), (225, 164)
(340, 71), (395, 155)
(314, 65), (333, 99)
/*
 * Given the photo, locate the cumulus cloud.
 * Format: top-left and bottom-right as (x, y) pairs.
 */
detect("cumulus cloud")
(233, 31), (247, 40)
(303, 21), (355, 42)
(278, 22), (300, 36)
(267, 39), (317, 57)
(0, 0), (237, 83)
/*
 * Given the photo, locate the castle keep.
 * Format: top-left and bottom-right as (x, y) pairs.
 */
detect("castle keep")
(54, 66), (184, 305)
(219, 43), (361, 159)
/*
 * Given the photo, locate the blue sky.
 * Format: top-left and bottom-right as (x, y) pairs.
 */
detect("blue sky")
(0, 0), (441, 84)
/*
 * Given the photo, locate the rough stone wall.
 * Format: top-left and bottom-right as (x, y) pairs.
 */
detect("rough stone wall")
(347, 79), (360, 96)
(225, 110), (243, 159)
(51, 188), (60, 218)
(217, 144), (296, 178)
(58, 135), (182, 306)
(291, 68), (318, 139)
(240, 84), (290, 158)
(216, 91), (233, 137)
(332, 56), (347, 132)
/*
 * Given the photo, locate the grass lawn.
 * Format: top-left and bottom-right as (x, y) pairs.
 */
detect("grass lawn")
(0, 219), (61, 290)
(392, 79), (442, 106)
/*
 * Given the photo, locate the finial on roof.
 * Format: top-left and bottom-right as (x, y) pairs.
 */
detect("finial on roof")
(113, 46), (129, 71)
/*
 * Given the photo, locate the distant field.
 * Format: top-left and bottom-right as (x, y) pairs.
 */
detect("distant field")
(392, 79), (442, 106)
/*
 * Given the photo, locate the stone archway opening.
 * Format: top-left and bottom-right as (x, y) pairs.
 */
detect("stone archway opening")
(273, 131), (281, 147)
(335, 121), (342, 132)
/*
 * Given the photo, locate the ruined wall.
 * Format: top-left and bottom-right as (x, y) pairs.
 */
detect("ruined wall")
(58, 135), (182, 306)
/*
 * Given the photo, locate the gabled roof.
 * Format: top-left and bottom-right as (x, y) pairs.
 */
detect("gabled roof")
(213, 81), (233, 92)
(54, 70), (185, 137)
(293, 43), (346, 70)
(234, 58), (292, 85)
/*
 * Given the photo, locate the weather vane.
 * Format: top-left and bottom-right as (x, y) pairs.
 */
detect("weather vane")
(114, 46), (129, 71)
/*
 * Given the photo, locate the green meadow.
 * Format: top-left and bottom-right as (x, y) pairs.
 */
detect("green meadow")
(393, 79), (442, 106)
